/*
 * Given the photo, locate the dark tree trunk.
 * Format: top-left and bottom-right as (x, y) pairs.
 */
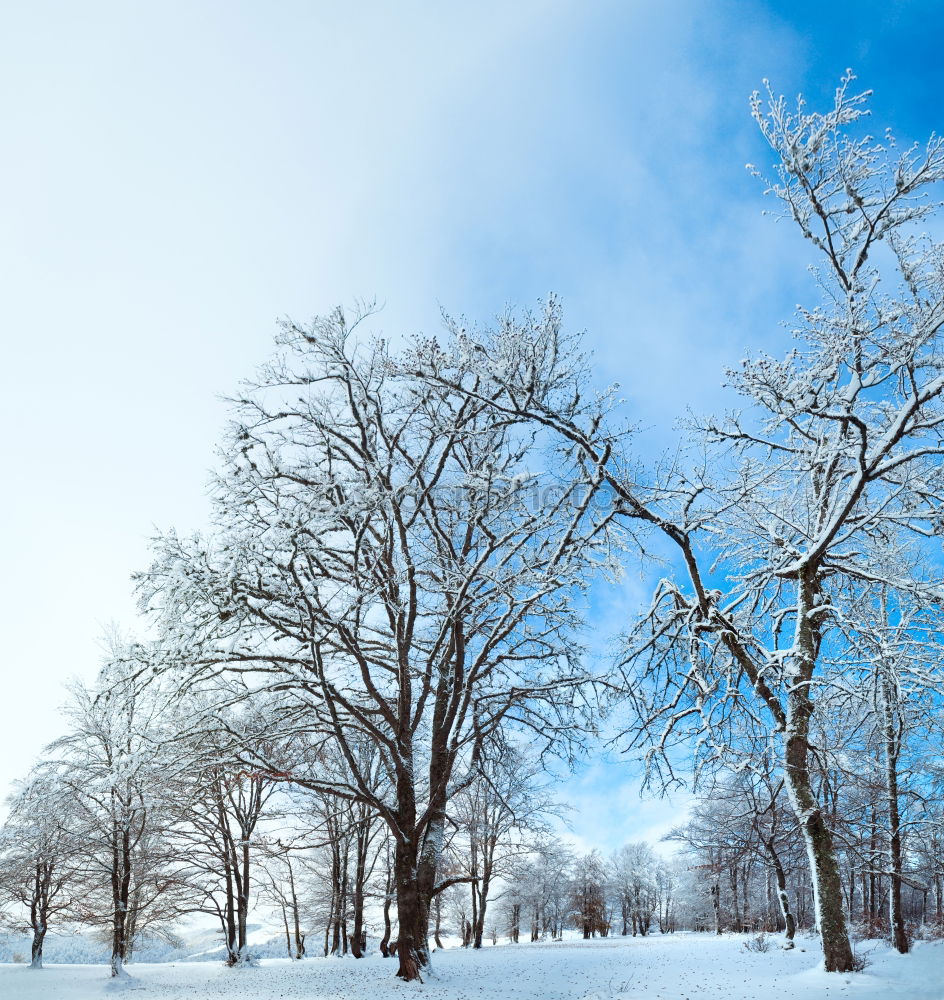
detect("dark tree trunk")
(110, 823), (133, 977)
(288, 861), (305, 959)
(783, 575), (855, 973)
(470, 828), (497, 950)
(339, 841), (350, 955)
(380, 884), (393, 957)
(327, 828), (344, 956)
(379, 848), (394, 958)
(282, 904), (292, 958)
(765, 839), (796, 948)
(473, 871), (491, 949)
(469, 879), (478, 948)
(393, 838), (431, 981)
(711, 880), (722, 935)
(30, 926), (46, 970)
(868, 808), (879, 928)
(392, 797), (445, 981)
(881, 667), (909, 954)
(29, 869), (48, 971)
(237, 840), (250, 962)
(223, 856), (239, 965)
(351, 831), (367, 958)
(785, 722), (855, 970)
(433, 895), (444, 949)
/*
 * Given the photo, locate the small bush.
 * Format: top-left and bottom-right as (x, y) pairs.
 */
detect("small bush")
(850, 948), (871, 972)
(11, 953), (26, 964)
(743, 932), (772, 953)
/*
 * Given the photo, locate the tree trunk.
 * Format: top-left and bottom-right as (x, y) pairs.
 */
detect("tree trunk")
(351, 834), (367, 958)
(783, 576), (855, 973)
(868, 807), (879, 929)
(328, 833), (343, 956)
(881, 667), (909, 954)
(730, 866), (741, 930)
(282, 904), (292, 958)
(784, 735), (854, 970)
(391, 802), (445, 980)
(125, 888), (140, 963)
(787, 773), (842, 954)
(473, 871), (491, 949)
(29, 880), (46, 971)
(393, 838), (430, 981)
(433, 895), (444, 949)
(765, 868), (776, 932)
(30, 925), (45, 970)
(237, 839), (251, 962)
(711, 880), (722, 935)
(379, 845), (394, 958)
(469, 879), (479, 948)
(110, 821), (132, 978)
(765, 839), (796, 948)
(223, 856), (238, 965)
(288, 861), (305, 960)
(339, 841), (350, 955)
(380, 880), (393, 958)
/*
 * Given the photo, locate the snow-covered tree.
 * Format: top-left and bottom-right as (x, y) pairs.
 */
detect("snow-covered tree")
(430, 75), (944, 973)
(846, 593), (944, 953)
(451, 741), (553, 949)
(571, 850), (610, 938)
(168, 703), (281, 966)
(256, 840), (309, 961)
(0, 770), (81, 968)
(137, 310), (618, 979)
(301, 788), (384, 958)
(50, 658), (188, 977)
(609, 841), (659, 936)
(504, 835), (574, 942)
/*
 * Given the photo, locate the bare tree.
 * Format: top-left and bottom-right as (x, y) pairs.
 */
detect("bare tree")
(845, 591), (943, 953)
(257, 839), (309, 960)
(138, 312), (616, 979)
(50, 659), (187, 977)
(742, 768), (799, 947)
(427, 76), (944, 972)
(514, 836), (574, 941)
(172, 709), (278, 966)
(452, 741), (553, 949)
(0, 771), (80, 968)
(610, 842), (659, 937)
(571, 850), (609, 938)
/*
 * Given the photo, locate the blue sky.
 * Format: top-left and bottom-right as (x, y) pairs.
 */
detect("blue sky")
(1, 0), (942, 848)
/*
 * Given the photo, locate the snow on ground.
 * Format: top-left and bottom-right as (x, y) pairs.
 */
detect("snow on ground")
(0, 934), (940, 1000)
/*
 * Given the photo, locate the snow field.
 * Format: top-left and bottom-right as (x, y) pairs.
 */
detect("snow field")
(0, 933), (940, 1000)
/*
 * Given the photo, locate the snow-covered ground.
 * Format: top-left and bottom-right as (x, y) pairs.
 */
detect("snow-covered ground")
(0, 934), (940, 1000)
